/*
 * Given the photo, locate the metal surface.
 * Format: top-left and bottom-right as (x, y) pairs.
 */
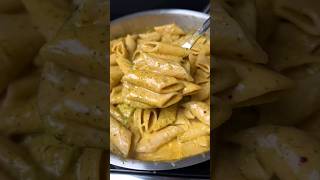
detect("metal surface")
(111, 9), (210, 39)
(110, 152), (210, 171)
(182, 17), (211, 49)
(111, 173), (208, 180)
(110, 9), (210, 171)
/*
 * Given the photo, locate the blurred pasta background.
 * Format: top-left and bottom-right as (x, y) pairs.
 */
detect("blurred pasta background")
(0, 0), (108, 179)
(213, 0), (320, 179)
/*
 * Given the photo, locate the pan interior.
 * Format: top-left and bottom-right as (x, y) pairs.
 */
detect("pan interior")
(110, 9), (210, 171)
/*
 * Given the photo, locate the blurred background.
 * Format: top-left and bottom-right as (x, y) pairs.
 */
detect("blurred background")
(110, 0), (209, 20)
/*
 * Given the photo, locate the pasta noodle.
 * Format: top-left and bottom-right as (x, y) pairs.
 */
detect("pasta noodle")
(136, 126), (184, 153)
(212, 1), (268, 64)
(0, 136), (45, 179)
(133, 52), (194, 81)
(110, 116), (132, 157)
(22, 134), (78, 177)
(123, 70), (184, 94)
(0, 13), (44, 94)
(110, 24), (210, 161)
(21, 0), (72, 41)
(122, 82), (183, 108)
(274, 0), (320, 36)
(183, 101), (210, 126)
(76, 148), (103, 180)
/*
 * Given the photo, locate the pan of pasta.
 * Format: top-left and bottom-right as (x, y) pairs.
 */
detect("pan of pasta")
(110, 9), (210, 170)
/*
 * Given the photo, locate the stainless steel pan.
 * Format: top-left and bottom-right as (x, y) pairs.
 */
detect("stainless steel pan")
(110, 9), (210, 171)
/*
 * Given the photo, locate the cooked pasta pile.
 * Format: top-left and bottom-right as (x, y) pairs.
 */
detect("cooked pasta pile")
(213, 0), (320, 179)
(0, 0), (107, 179)
(110, 24), (210, 161)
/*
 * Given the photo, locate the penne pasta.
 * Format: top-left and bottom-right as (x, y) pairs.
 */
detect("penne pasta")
(122, 82), (183, 108)
(223, 0), (257, 36)
(161, 34), (181, 43)
(21, 0), (72, 41)
(123, 99), (154, 109)
(140, 41), (189, 57)
(147, 52), (183, 63)
(214, 147), (248, 180)
(183, 107), (196, 120)
(212, 97), (232, 129)
(125, 34), (137, 58)
(0, 98), (42, 135)
(115, 56), (133, 74)
(23, 134), (77, 177)
(183, 101), (210, 126)
(110, 53), (118, 66)
(110, 117), (132, 157)
(110, 85), (124, 104)
(71, 0), (108, 27)
(181, 81), (202, 96)
(212, 60), (240, 94)
(111, 38), (129, 58)
(217, 58), (293, 105)
(274, 0), (320, 36)
(150, 105), (177, 132)
(0, 13), (44, 94)
(259, 67), (320, 125)
(123, 70), (184, 94)
(180, 136), (210, 157)
(229, 126), (320, 180)
(110, 66), (123, 89)
(154, 23), (185, 35)
(175, 109), (191, 131)
(194, 68), (209, 84)
(110, 105), (127, 126)
(76, 148), (102, 180)
(133, 108), (158, 134)
(266, 22), (320, 71)
(138, 32), (161, 41)
(178, 121), (210, 142)
(234, 147), (273, 180)
(37, 24), (107, 82)
(0, 136), (44, 180)
(191, 82), (210, 101)
(51, 79), (107, 130)
(212, 1), (268, 63)
(134, 52), (193, 81)
(1, 71), (40, 110)
(117, 103), (135, 120)
(45, 115), (108, 148)
(196, 53), (210, 73)
(110, 23), (210, 161)
(136, 126), (183, 153)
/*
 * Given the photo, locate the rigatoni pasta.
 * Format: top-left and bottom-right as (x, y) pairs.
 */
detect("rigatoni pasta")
(110, 23), (210, 161)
